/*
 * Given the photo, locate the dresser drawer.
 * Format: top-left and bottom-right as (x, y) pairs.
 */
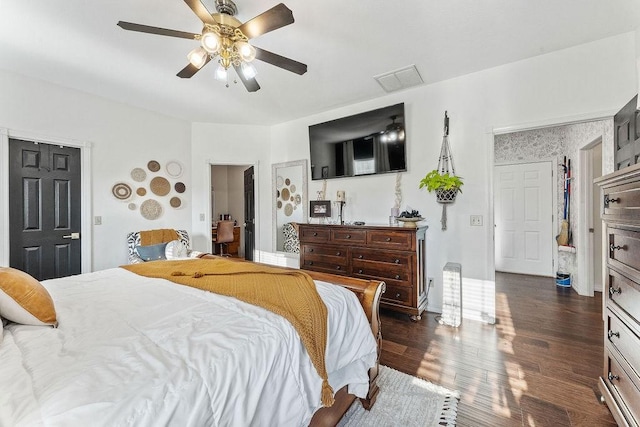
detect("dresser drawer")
(351, 248), (412, 266)
(301, 257), (347, 275)
(352, 261), (410, 286)
(302, 244), (347, 259)
(608, 269), (640, 329)
(300, 227), (330, 242)
(605, 351), (640, 424)
(607, 311), (640, 380)
(603, 180), (640, 220)
(367, 230), (414, 250)
(608, 227), (640, 277)
(381, 284), (413, 306)
(331, 229), (366, 244)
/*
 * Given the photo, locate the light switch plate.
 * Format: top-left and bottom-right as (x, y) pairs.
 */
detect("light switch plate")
(470, 215), (483, 226)
(94, 216), (102, 225)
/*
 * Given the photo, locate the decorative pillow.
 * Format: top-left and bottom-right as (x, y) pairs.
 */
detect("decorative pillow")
(165, 239), (188, 260)
(135, 242), (169, 261)
(0, 267), (58, 326)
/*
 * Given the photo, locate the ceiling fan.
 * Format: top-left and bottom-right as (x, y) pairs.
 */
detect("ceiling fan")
(117, 0), (307, 92)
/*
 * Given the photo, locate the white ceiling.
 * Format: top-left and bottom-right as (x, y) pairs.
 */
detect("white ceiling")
(1, 1), (639, 125)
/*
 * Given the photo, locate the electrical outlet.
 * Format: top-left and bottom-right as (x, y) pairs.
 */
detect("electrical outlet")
(199, 213), (205, 221)
(428, 277), (434, 287)
(94, 216), (102, 225)
(470, 215), (483, 226)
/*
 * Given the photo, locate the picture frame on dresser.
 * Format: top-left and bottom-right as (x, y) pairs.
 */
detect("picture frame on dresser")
(310, 200), (332, 218)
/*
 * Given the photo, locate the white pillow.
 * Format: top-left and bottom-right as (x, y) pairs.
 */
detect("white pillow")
(165, 239), (188, 260)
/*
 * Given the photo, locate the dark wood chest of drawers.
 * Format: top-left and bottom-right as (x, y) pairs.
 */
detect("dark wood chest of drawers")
(299, 223), (428, 319)
(596, 162), (640, 427)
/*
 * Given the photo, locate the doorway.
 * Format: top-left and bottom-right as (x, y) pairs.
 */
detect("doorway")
(581, 140), (604, 293)
(210, 163), (255, 260)
(8, 139), (82, 280)
(494, 161), (555, 277)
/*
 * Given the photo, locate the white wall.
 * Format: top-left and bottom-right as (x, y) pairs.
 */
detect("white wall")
(0, 69), (192, 270)
(190, 123), (269, 256)
(269, 32), (637, 314)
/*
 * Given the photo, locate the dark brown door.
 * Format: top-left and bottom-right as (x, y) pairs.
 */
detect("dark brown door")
(243, 166), (255, 261)
(9, 139), (81, 280)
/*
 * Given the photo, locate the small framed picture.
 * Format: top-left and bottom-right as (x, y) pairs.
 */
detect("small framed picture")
(310, 200), (332, 218)
(321, 166), (329, 179)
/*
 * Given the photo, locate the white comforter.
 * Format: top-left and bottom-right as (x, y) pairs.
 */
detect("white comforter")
(0, 267), (377, 427)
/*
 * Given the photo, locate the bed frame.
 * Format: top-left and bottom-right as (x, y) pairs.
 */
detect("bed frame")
(198, 255), (385, 426)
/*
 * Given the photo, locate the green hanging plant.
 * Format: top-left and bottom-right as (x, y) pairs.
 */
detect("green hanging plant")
(419, 169), (464, 193)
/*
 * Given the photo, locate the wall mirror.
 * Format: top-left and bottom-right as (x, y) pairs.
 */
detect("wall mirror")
(272, 159), (308, 254)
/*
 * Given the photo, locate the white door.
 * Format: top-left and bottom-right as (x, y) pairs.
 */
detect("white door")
(495, 162), (554, 276)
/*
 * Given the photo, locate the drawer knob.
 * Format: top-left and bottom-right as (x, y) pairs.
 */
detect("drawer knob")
(309, 248), (314, 252)
(609, 244), (623, 252)
(336, 252), (341, 256)
(386, 237), (391, 242)
(395, 293), (401, 298)
(313, 232), (318, 236)
(358, 255), (363, 259)
(358, 269), (363, 274)
(608, 372), (619, 382)
(308, 261), (313, 266)
(604, 195), (620, 207)
(609, 286), (621, 297)
(394, 259), (400, 264)
(346, 234), (351, 239)
(608, 330), (620, 340)
(394, 275), (401, 280)
(335, 266), (341, 270)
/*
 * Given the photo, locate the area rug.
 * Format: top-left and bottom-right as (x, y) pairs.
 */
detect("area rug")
(338, 366), (460, 426)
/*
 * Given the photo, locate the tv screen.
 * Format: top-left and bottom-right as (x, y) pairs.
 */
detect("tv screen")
(308, 103), (406, 180)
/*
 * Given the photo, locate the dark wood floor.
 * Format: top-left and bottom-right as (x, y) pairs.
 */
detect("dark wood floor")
(379, 272), (616, 427)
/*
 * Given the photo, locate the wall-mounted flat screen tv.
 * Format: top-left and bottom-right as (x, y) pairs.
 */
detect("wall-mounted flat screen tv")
(308, 103), (406, 180)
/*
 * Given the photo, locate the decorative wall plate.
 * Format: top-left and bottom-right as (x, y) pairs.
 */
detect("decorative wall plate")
(128, 203), (137, 210)
(166, 160), (183, 178)
(169, 197), (182, 208)
(284, 203), (293, 216)
(136, 187), (147, 196)
(112, 182), (132, 200)
(281, 188), (290, 200)
(174, 182), (186, 193)
(140, 199), (162, 220)
(150, 176), (170, 196)
(147, 160), (161, 172)
(276, 176), (284, 187)
(130, 168), (146, 182)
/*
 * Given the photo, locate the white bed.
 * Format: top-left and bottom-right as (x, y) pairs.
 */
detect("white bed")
(0, 267), (379, 426)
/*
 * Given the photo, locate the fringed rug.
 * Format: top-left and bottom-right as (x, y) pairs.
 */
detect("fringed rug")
(338, 366), (460, 426)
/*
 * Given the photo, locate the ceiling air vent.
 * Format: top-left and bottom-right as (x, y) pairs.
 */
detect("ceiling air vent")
(374, 65), (424, 93)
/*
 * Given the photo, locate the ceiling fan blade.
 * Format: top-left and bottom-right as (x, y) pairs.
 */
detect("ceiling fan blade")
(233, 64), (261, 92)
(117, 21), (199, 40)
(177, 56), (212, 78)
(254, 47), (307, 75)
(183, 0), (216, 25)
(237, 3), (294, 40)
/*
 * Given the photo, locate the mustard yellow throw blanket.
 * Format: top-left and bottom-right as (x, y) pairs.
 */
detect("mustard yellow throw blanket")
(121, 258), (335, 407)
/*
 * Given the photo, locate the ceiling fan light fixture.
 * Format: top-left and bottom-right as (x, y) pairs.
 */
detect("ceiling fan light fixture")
(201, 30), (222, 53)
(241, 62), (257, 79)
(187, 47), (208, 69)
(235, 41), (256, 62)
(215, 64), (228, 81)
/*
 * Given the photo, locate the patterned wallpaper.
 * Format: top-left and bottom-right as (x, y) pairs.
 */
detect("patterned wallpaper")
(494, 119), (613, 289)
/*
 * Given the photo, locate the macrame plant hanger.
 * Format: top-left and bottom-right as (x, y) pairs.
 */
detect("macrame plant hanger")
(436, 111), (457, 230)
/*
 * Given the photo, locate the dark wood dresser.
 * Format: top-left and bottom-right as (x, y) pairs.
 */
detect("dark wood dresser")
(298, 223), (428, 320)
(596, 162), (640, 426)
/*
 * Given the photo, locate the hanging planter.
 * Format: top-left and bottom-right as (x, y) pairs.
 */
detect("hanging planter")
(418, 111), (464, 230)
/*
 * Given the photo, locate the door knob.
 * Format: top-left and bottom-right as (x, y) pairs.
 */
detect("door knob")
(62, 232), (80, 240)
